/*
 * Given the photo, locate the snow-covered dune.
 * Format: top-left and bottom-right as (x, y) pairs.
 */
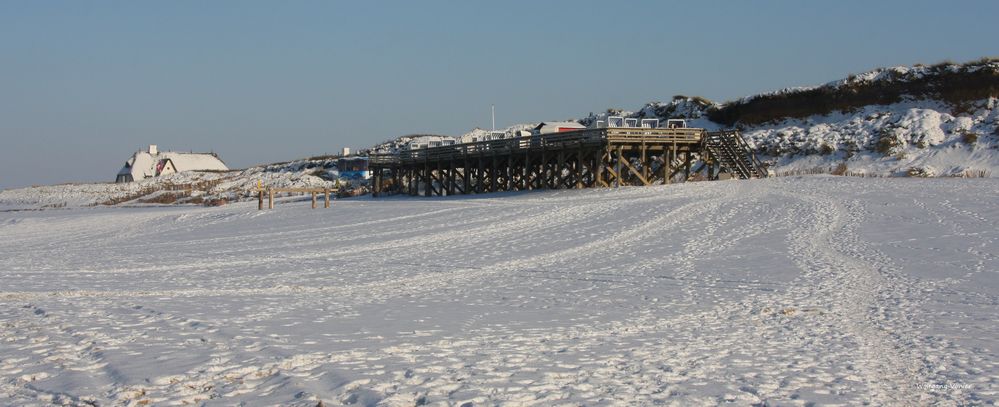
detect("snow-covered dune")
(584, 60), (999, 177)
(579, 95), (999, 178)
(0, 159), (338, 209)
(1, 177), (996, 405)
(742, 98), (999, 177)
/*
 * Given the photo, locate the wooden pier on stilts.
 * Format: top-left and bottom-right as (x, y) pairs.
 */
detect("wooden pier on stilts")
(368, 126), (765, 197)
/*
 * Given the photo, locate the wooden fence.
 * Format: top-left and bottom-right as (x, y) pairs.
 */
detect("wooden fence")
(258, 188), (336, 210)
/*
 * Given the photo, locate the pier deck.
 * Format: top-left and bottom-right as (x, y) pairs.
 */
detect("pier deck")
(369, 126), (764, 197)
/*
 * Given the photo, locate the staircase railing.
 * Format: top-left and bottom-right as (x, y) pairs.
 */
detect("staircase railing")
(704, 130), (767, 179)
(729, 131), (767, 178)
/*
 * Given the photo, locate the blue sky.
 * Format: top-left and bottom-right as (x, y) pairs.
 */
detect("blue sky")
(2, 0), (998, 189)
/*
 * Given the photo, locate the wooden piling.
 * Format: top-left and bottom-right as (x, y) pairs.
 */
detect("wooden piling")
(615, 146), (624, 187)
(684, 151), (691, 180)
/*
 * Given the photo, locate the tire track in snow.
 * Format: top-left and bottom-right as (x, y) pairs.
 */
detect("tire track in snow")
(3, 188), (737, 405)
(784, 191), (921, 404)
(770, 182), (976, 405)
(4, 178), (996, 405)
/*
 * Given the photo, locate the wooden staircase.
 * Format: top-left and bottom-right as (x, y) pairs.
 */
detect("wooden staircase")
(702, 131), (767, 179)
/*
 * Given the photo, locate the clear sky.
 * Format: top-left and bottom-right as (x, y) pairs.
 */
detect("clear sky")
(2, 0), (998, 189)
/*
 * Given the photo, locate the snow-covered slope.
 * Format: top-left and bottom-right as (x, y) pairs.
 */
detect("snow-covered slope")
(480, 61), (999, 178)
(1, 177), (996, 405)
(743, 97), (999, 177)
(0, 159), (339, 209)
(586, 60), (999, 177)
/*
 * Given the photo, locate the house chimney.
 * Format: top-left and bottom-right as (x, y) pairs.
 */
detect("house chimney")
(148, 144), (158, 155)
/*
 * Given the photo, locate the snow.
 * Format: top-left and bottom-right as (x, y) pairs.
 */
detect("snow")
(0, 160), (337, 209)
(826, 61), (998, 89)
(0, 181), (161, 209)
(733, 60), (999, 105)
(579, 95), (999, 178)
(743, 98), (999, 176)
(1, 177), (997, 405)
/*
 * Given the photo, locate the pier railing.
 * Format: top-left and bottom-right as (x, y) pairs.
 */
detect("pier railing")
(371, 127), (704, 165)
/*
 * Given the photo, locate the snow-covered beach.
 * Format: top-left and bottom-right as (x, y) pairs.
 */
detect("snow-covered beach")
(1, 177), (996, 405)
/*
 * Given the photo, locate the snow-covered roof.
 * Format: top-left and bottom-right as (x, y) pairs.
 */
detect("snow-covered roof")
(403, 135), (458, 150)
(459, 128), (491, 143)
(406, 135), (456, 144)
(157, 152), (228, 172)
(534, 121), (584, 130)
(533, 121), (585, 135)
(117, 149), (228, 182)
